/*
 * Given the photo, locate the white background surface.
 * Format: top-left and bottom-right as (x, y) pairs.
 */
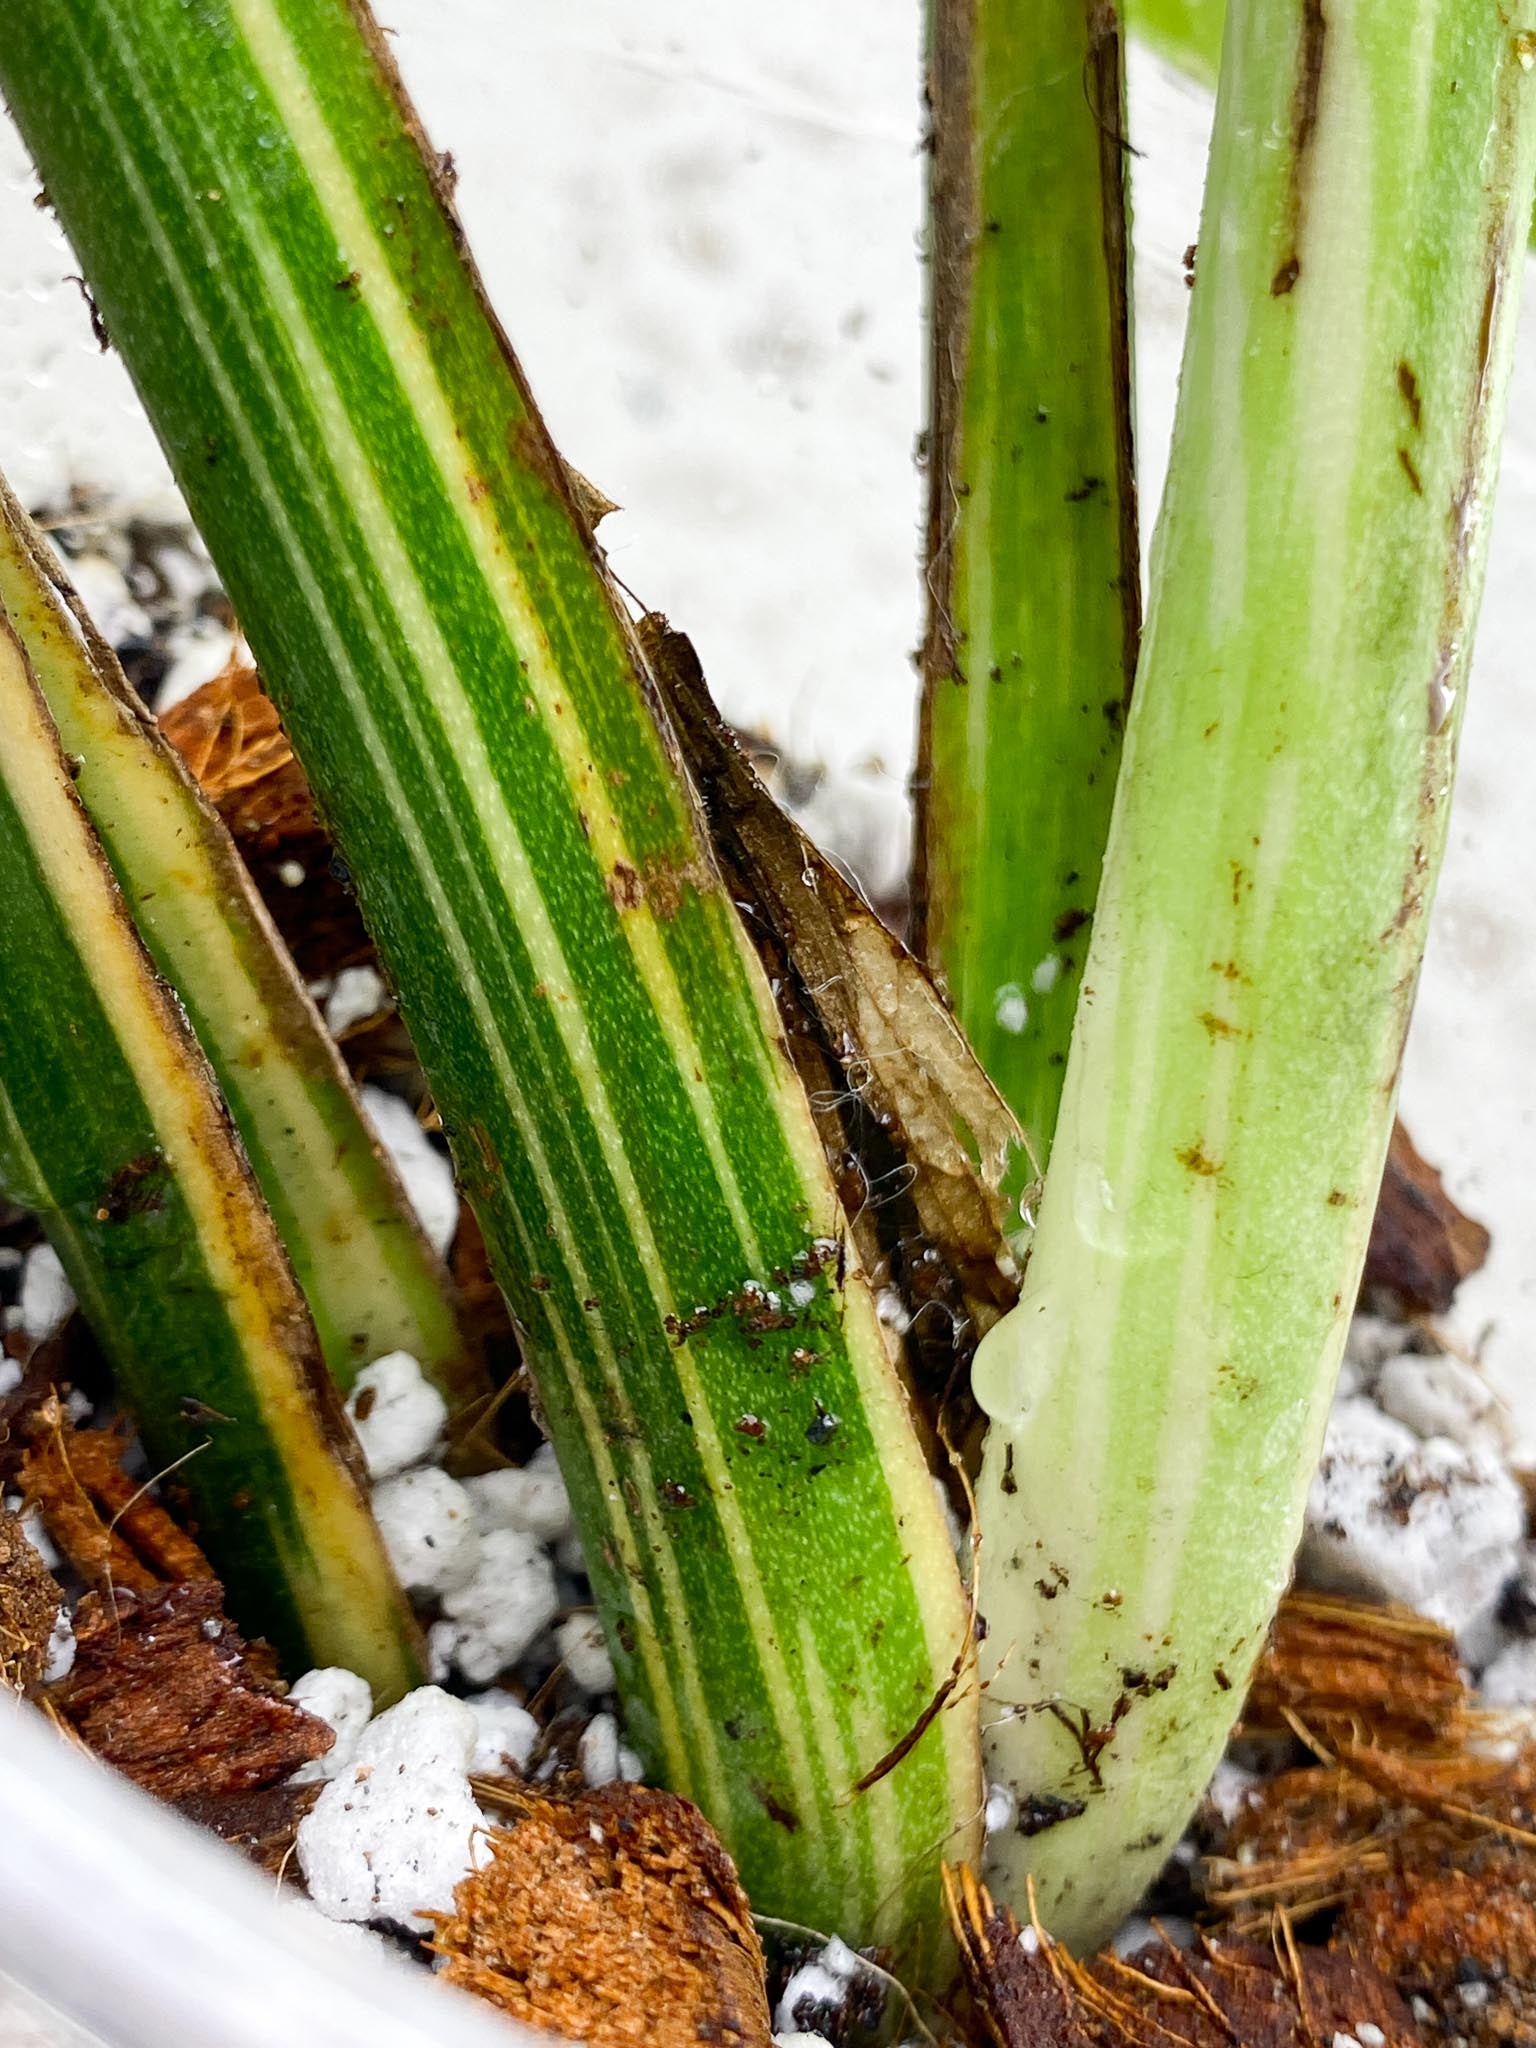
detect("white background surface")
(2, 5), (1533, 1431)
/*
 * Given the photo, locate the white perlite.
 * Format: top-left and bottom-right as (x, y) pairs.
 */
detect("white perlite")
(18, 1246), (73, 1343)
(576, 1711), (643, 1788)
(1205, 1758), (1259, 1827)
(42, 1609), (74, 1685)
(556, 1612), (616, 1696)
(1300, 1396), (1525, 1640)
(62, 552), (150, 650)
(360, 1085), (458, 1257)
(577, 1711), (621, 1788)
(788, 767), (910, 908)
(344, 1352), (446, 1482)
(371, 1467), (481, 1597)
(463, 1689), (540, 1777)
(462, 1443), (573, 1545)
(5, 1497), (59, 1573)
(428, 1526), (560, 1686)
(1344, 1315), (1418, 1374)
(297, 1688), (488, 1931)
(1375, 1353), (1509, 1455)
(324, 965), (388, 1040)
(774, 1936), (859, 2037)
(157, 619), (239, 710)
(1481, 1637), (1536, 1708)
(287, 1668), (374, 1785)
(983, 1782), (1017, 1836)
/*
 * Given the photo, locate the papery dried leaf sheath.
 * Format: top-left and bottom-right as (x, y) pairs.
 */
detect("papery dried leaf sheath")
(1361, 1120), (1491, 1318)
(646, 615), (1025, 1353)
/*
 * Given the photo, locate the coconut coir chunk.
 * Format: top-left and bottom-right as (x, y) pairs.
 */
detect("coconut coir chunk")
(947, 1865), (1417, 2048)
(1361, 1120), (1490, 1317)
(178, 1781), (324, 1878)
(431, 1781), (772, 2047)
(1340, 1851), (1536, 2044)
(55, 1580), (332, 1800)
(1202, 1588), (1536, 2047)
(1240, 1591), (1466, 1750)
(0, 1502), (60, 1694)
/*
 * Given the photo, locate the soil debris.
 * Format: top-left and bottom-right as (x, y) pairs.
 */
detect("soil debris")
(1361, 1121), (1490, 1317)
(431, 1780), (772, 2046)
(178, 1781), (323, 1878)
(0, 1500), (60, 1694)
(158, 654), (296, 809)
(15, 1395), (210, 1594)
(1339, 1853), (1536, 2045)
(1239, 1590), (1466, 1750)
(54, 1580), (333, 1800)
(160, 659), (373, 979)
(946, 1863), (1416, 2048)
(1202, 1589), (1536, 2047)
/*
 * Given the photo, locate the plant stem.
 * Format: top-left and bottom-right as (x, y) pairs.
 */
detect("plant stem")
(917, 0), (1140, 1167)
(0, 609), (420, 1697)
(0, 477), (476, 1409)
(0, 0), (980, 1959)
(1129, 0), (1225, 80)
(971, 0), (1536, 1948)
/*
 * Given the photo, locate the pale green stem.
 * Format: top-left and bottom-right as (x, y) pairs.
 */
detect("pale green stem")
(972, 0), (1536, 1948)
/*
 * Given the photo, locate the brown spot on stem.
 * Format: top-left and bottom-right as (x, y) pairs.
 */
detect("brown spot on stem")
(606, 862), (643, 912)
(639, 851), (713, 921)
(1271, 0), (1328, 295)
(1177, 1143), (1221, 1177)
(1397, 360), (1423, 430)
(1398, 447), (1424, 495)
(97, 1149), (170, 1224)
(752, 1784), (801, 1832)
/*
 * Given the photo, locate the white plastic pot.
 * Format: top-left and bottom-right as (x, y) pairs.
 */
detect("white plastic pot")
(0, 1696), (556, 2048)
